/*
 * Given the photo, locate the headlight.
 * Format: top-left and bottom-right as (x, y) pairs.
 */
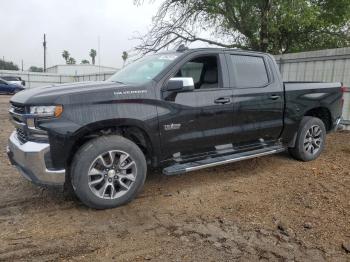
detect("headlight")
(29, 105), (63, 117)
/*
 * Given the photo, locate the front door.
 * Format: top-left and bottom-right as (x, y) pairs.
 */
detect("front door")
(157, 53), (234, 161)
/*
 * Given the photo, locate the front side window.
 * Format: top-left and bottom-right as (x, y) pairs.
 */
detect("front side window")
(175, 55), (220, 89)
(108, 53), (180, 85)
(180, 62), (203, 84)
(230, 55), (269, 88)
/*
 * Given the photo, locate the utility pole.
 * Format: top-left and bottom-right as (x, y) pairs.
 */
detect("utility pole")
(98, 36), (101, 78)
(21, 60), (23, 71)
(43, 34), (47, 72)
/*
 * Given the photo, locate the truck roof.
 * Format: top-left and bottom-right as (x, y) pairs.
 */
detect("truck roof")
(160, 46), (269, 56)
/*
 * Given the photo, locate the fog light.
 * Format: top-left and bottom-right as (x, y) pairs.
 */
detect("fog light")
(27, 118), (35, 129)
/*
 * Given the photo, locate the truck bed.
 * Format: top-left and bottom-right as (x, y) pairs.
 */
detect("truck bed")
(282, 81), (343, 134)
(284, 81), (342, 90)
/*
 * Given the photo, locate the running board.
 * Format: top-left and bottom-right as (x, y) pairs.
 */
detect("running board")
(163, 145), (285, 176)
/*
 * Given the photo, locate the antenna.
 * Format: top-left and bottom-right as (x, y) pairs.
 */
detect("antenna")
(176, 44), (189, 52)
(43, 34), (47, 72)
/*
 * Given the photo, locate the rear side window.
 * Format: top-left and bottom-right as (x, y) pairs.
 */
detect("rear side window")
(2, 76), (18, 81)
(230, 55), (269, 88)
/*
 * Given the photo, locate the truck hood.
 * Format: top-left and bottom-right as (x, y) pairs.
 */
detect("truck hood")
(10, 81), (130, 105)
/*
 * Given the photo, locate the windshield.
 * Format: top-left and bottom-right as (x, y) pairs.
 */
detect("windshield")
(2, 76), (19, 81)
(108, 53), (180, 85)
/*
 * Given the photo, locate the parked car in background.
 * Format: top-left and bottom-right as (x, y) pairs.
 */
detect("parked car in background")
(0, 78), (25, 94)
(1, 76), (25, 87)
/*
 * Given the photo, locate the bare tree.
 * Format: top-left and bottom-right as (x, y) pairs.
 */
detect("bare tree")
(134, 0), (350, 55)
(133, 0), (249, 55)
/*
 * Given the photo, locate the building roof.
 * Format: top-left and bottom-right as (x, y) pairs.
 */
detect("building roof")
(47, 64), (117, 70)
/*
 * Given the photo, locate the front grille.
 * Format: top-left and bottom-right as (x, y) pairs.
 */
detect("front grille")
(10, 103), (26, 114)
(16, 128), (27, 143)
(10, 103), (48, 143)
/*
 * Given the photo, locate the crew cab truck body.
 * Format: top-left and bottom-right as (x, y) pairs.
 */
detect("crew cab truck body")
(7, 48), (344, 209)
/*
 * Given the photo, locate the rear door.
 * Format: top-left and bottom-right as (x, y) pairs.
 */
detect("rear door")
(226, 53), (284, 144)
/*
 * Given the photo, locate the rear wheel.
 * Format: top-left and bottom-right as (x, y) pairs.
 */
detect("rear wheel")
(71, 135), (147, 209)
(288, 116), (326, 161)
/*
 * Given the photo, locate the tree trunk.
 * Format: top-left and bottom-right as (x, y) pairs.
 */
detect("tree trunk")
(259, 0), (271, 52)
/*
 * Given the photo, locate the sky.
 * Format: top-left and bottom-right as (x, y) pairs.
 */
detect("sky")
(0, 0), (163, 69)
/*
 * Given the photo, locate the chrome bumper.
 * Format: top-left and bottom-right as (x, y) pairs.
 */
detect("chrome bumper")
(7, 131), (65, 186)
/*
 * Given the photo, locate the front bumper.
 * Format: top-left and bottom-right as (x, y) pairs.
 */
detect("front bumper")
(7, 131), (65, 186)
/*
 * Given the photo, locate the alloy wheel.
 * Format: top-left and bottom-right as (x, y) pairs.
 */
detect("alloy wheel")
(87, 150), (137, 199)
(303, 125), (323, 155)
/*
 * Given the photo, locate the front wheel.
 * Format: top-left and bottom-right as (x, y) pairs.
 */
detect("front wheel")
(71, 135), (147, 209)
(288, 116), (326, 161)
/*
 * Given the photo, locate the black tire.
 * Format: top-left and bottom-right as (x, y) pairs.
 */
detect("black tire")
(288, 116), (326, 161)
(71, 135), (147, 209)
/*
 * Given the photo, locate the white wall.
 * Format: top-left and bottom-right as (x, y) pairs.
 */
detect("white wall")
(47, 65), (117, 75)
(0, 70), (115, 88)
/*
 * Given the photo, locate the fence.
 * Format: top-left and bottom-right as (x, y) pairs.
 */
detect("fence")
(0, 70), (116, 88)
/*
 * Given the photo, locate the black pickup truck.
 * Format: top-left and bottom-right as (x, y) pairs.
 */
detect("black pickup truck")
(7, 47), (344, 209)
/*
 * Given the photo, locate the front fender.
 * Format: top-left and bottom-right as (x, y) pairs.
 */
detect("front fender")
(43, 100), (161, 170)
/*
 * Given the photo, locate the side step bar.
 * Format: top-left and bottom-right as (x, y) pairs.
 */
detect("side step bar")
(163, 145), (285, 176)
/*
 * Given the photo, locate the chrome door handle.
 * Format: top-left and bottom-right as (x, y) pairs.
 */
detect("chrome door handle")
(214, 97), (231, 104)
(269, 95), (280, 100)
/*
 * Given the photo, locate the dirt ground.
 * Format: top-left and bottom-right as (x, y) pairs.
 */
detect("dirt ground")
(0, 95), (349, 262)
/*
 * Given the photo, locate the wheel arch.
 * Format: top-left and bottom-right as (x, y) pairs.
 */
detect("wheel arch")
(304, 106), (332, 131)
(66, 119), (159, 171)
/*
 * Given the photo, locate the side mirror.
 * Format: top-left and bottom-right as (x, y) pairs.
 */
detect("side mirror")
(165, 77), (194, 92)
